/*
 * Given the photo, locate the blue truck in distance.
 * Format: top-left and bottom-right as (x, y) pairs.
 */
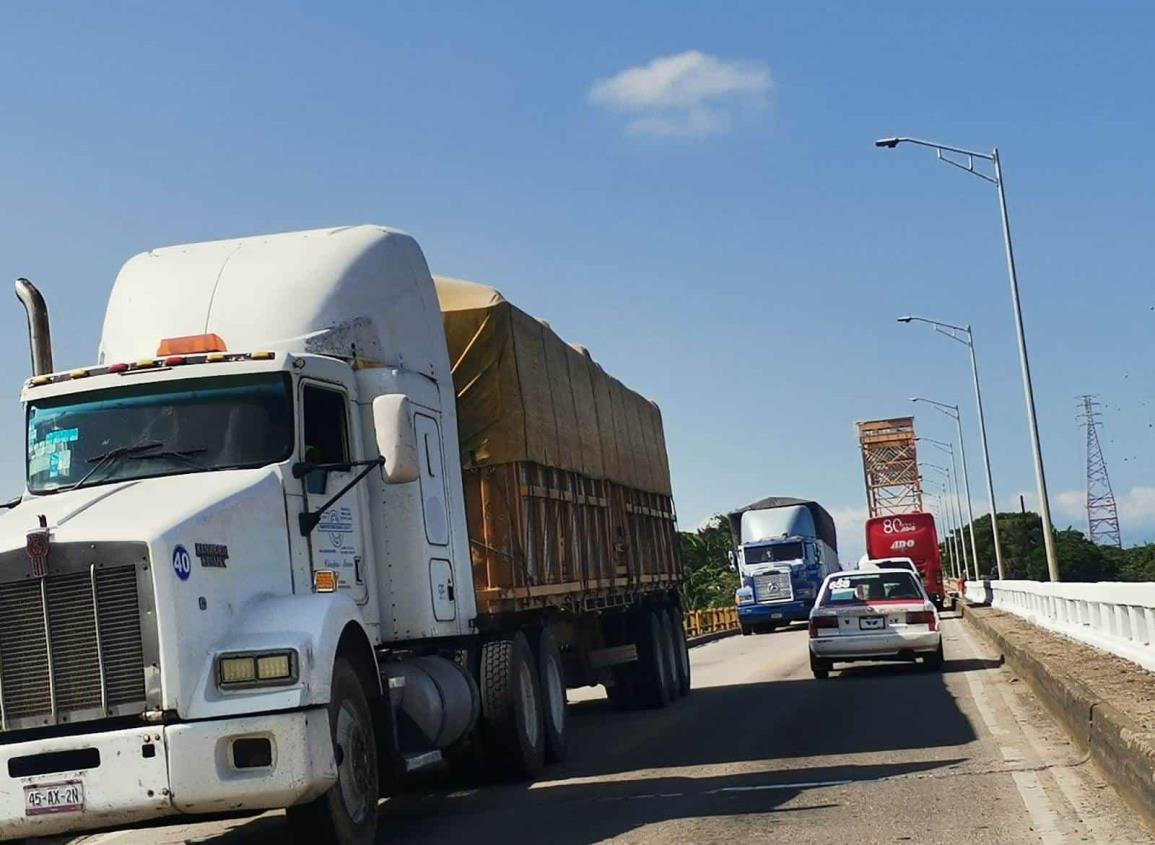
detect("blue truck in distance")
(729, 497), (842, 634)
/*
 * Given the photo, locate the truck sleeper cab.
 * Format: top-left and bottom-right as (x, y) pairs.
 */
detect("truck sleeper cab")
(728, 498), (841, 635)
(0, 227), (687, 845)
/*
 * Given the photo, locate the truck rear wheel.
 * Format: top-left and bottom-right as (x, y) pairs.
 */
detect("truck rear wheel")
(480, 632), (545, 778)
(288, 658), (379, 845)
(633, 607), (675, 708)
(658, 609), (683, 700)
(667, 605), (692, 697)
(536, 628), (568, 762)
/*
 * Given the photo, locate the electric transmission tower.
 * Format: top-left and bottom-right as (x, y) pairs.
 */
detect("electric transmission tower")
(1078, 395), (1122, 548)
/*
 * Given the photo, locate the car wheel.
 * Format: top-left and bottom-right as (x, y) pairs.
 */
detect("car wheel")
(921, 642), (945, 670)
(809, 652), (830, 680)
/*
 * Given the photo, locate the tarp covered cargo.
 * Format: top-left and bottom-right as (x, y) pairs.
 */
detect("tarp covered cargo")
(726, 497), (838, 551)
(434, 276), (672, 496)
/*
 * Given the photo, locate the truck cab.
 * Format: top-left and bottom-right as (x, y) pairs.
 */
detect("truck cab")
(727, 498), (841, 635)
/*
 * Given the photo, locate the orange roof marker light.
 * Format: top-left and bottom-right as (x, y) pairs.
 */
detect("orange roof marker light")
(157, 333), (228, 356)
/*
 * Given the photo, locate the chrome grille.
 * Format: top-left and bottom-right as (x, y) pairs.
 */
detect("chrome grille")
(0, 549), (152, 732)
(0, 580), (51, 719)
(753, 570), (793, 603)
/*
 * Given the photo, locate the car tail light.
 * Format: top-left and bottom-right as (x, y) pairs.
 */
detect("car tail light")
(809, 616), (838, 637)
(906, 610), (938, 630)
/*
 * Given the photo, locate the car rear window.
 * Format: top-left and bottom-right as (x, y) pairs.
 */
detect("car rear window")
(821, 572), (923, 606)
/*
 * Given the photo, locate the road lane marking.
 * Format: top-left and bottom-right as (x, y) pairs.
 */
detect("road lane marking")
(708, 778), (853, 794)
(1011, 770), (1066, 845)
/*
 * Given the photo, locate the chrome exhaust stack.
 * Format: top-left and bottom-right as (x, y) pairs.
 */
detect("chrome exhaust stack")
(14, 278), (54, 376)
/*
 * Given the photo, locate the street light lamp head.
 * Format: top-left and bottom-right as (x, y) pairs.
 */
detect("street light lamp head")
(874, 137), (901, 149)
(897, 316), (913, 323)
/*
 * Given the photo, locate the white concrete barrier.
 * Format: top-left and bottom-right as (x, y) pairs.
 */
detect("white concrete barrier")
(981, 580), (1155, 673)
(964, 580), (992, 606)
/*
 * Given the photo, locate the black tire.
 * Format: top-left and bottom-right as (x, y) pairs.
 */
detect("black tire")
(633, 607), (675, 708)
(764, 623), (777, 634)
(810, 652), (831, 680)
(536, 628), (568, 763)
(740, 621), (753, 636)
(657, 610), (682, 701)
(921, 642), (945, 670)
(667, 605), (692, 697)
(288, 658), (379, 845)
(606, 664), (636, 710)
(479, 632), (545, 778)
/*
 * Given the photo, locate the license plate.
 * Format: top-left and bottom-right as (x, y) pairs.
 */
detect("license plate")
(859, 617), (884, 630)
(771, 613), (784, 619)
(25, 780), (84, 816)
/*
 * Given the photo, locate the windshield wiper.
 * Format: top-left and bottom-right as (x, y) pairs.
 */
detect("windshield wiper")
(69, 440), (165, 490)
(130, 448), (208, 469)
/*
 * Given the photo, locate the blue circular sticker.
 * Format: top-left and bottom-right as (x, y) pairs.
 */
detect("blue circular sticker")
(172, 544), (192, 581)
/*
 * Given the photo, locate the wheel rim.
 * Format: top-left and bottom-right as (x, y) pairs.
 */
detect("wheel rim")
(518, 660), (540, 747)
(336, 701), (373, 824)
(544, 652), (566, 730)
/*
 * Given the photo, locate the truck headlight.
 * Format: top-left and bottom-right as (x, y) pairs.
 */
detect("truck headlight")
(735, 586), (755, 605)
(217, 650), (298, 689)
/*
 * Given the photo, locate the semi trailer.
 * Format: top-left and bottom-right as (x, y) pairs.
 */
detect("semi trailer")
(729, 497), (841, 634)
(0, 225), (687, 845)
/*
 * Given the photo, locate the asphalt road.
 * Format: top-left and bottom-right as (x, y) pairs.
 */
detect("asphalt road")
(61, 615), (1153, 845)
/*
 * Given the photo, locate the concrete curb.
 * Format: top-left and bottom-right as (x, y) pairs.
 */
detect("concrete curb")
(962, 604), (1155, 830)
(687, 628), (739, 648)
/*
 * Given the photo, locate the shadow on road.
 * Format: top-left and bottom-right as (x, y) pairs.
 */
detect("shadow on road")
(83, 638), (985, 844)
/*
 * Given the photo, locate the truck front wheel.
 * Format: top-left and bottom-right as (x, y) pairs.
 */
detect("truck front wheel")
(288, 658), (379, 845)
(480, 632), (546, 778)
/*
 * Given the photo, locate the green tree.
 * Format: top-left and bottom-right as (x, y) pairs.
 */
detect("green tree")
(942, 510), (1123, 582)
(679, 517), (739, 609)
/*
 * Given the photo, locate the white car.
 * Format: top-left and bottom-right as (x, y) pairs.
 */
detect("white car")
(858, 556), (918, 574)
(808, 568), (943, 678)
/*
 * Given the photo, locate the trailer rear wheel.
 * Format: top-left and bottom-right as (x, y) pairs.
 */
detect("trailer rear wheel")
(288, 658), (378, 845)
(480, 632), (545, 778)
(633, 607), (675, 707)
(667, 606), (692, 697)
(536, 628), (569, 762)
(658, 609), (684, 700)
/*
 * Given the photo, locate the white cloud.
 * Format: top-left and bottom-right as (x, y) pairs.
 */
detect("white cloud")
(588, 50), (771, 138)
(829, 505), (870, 564)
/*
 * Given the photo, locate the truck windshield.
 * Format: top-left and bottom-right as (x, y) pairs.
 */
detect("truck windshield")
(744, 541), (804, 564)
(27, 373), (293, 493)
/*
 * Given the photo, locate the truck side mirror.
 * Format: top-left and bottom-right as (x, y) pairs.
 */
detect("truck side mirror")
(372, 394), (420, 484)
(727, 550), (738, 572)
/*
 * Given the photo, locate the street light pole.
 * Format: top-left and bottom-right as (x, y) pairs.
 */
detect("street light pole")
(922, 461), (970, 579)
(921, 437), (967, 579)
(913, 397), (981, 578)
(899, 316), (1006, 578)
(992, 150), (1059, 582)
(878, 136), (1059, 581)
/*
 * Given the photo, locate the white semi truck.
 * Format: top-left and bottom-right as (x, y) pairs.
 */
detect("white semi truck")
(0, 226), (686, 844)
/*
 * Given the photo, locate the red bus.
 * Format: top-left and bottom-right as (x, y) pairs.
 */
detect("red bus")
(864, 512), (945, 607)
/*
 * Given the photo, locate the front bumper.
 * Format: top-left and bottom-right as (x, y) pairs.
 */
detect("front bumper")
(0, 708), (335, 840)
(809, 630), (941, 661)
(738, 600), (812, 623)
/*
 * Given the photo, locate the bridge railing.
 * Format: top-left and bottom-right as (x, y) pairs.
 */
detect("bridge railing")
(968, 579), (1155, 673)
(683, 606), (739, 638)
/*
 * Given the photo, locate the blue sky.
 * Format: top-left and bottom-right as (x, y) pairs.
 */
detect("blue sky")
(2, 2), (1154, 561)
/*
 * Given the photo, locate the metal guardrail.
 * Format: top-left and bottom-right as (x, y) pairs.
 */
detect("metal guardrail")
(974, 579), (1155, 673)
(683, 606), (739, 638)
